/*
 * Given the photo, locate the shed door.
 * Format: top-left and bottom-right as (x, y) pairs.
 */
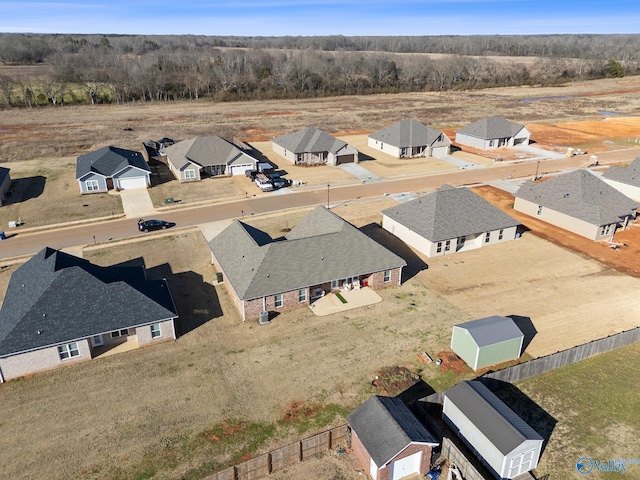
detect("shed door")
(118, 177), (147, 190)
(390, 451), (422, 480)
(508, 448), (536, 477)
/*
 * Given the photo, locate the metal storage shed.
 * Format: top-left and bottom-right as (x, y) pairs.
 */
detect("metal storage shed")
(443, 381), (544, 479)
(450, 315), (524, 371)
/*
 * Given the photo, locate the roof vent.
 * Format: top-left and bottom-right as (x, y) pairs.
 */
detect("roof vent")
(37, 330), (42, 335)
(42, 313), (46, 317)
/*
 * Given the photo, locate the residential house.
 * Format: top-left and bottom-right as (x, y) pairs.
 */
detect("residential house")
(76, 146), (151, 193)
(368, 119), (451, 158)
(0, 247), (178, 382)
(209, 206), (406, 321)
(381, 185), (521, 257)
(455, 116), (530, 150)
(164, 135), (258, 182)
(443, 381), (544, 479)
(0, 166), (10, 206)
(514, 169), (637, 241)
(602, 157), (640, 201)
(451, 316), (524, 371)
(347, 395), (439, 480)
(272, 127), (359, 166)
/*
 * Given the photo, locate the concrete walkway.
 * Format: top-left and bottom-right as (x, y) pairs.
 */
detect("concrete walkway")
(120, 188), (156, 218)
(339, 162), (384, 183)
(515, 144), (567, 159)
(310, 287), (382, 316)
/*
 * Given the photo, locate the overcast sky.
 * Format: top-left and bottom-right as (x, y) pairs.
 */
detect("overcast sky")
(2, 0), (640, 36)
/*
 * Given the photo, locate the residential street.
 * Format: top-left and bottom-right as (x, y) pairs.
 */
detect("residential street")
(0, 148), (637, 260)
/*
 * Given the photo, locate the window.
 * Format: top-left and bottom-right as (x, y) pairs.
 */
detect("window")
(536, 205), (543, 216)
(445, 240), (451, 252)
(600, 224), (612, 236)
(485, 232), (491, 243)
(298, 289), (307, 302)
(437, 242), (443, 253)
(331, 279), (339, 290)
(498, 229), (504, 240)
(58, 343), (80, 360)
(86, 180), (99, 191)
(91, 335), (104, 347)
(184, 169), (196, 179)
(150, 323), (161, 339)
(111, 328), (129, 338)
(274, 294), (283, 308)
(383, 270), (391, 283)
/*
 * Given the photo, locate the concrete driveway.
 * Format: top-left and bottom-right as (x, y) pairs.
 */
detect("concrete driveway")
(120, 188), (156, 218)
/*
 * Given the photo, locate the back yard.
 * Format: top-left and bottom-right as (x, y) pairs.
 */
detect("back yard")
(1, 198), (639, 479)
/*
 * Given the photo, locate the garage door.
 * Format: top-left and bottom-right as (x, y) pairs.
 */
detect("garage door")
(336, 154), (354, 165)
(118, 177), (148, 190)
(390, 451), (422, 480)
(230, 164), (254, 176)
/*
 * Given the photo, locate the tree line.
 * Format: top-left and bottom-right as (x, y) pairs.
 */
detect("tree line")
(0, 33), (636, 108)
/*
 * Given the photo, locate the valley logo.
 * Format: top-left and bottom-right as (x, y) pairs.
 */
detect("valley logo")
(576, 457), (640, 475)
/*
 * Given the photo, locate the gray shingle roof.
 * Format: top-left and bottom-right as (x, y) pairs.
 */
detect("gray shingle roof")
(603, 157), (640, 187)
(454, 315), (523, 348)
(515, 169), (638, 225)
(381, 185), (520, 242)
(0, 248), (177, 357)
(165, 135), (256, 170)
(347, 396), (438, 467)
(445, 381), (543, 455)
(369, 119), (450, 148)
(457, 116), (525, 140)
(272, 127), (348, 155)
(209, 207), (406, 300)
(76, 146), (150, 180)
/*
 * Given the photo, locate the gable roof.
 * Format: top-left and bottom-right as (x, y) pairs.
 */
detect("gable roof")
(603, 157), (640, 188)
(347, 395), (438, 467)
(454, 315), (523, 348)
(272, 127), (348, 155)
(457, 116), (526, 140)
(0, 248), (177, 357)
(515, 169), (638, 226)
(369, 119), (450, 148)
(209, 207), (406, 300)
(76, 146), (150, 180)
(164, 135), (257, 170)
(381, 185), (520, 242)
(445, 381), (543, 455)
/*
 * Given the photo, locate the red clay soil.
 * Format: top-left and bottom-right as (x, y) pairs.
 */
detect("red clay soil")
(471, 185), (640, 278)
(371, 366), (420, 395)
(436, 351), (469, 374)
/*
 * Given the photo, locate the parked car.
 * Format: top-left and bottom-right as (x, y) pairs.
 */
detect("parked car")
(245, 169), (258, 180)
(270, 173), (287, 189)
(138, 219), (176, 232)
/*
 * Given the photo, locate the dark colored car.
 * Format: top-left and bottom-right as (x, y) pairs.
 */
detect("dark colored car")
(270, 173), (287, 189)
(138, 219), (176, 232)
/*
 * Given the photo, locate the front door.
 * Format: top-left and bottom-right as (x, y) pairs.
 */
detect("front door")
(457, 235), (466, 251)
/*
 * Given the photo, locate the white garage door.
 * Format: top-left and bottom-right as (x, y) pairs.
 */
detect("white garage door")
(390, 451), (422, 480)
(230, 164), (254, 176)
(118, 177), (148, 190)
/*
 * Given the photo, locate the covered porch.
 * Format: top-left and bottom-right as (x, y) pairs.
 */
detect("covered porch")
(310, 286), (382, 316)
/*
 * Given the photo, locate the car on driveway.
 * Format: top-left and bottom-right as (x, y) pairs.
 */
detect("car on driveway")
(138, 219), (176, 232)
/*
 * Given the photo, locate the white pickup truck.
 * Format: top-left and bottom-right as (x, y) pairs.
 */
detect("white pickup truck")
(255, 173), (274, 192)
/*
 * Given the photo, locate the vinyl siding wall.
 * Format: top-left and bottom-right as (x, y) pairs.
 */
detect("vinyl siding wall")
(602, 178), (640, 202)
(271, 143), (296, 165)
(450, 326), (480, 370)
(514, 197), (618, 240)
(78, 173), (108, 193)
(368, 138), (403, 158)
(475, 338), (523, 371)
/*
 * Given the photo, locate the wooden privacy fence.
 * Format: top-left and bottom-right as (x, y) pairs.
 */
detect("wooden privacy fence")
(204, 425), (348, 480)
(483, 325), (640, 385)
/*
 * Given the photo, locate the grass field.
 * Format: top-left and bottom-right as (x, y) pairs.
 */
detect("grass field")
(1, 199), (639, 479)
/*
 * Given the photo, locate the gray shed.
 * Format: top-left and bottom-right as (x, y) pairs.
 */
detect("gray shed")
(443, 381), (543, 479)
(450, 315), (524, 371)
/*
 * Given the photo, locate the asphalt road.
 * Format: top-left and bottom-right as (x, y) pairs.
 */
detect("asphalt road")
(0, 148), (637, 260)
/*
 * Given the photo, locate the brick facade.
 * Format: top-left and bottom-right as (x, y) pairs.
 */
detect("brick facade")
(351, 430), (433, 480)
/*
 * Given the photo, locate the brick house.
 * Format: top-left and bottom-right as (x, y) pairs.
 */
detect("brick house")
(209, 206), (406, 321)
(347, 396), (439, 480)
(0, 248), (178, 382)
